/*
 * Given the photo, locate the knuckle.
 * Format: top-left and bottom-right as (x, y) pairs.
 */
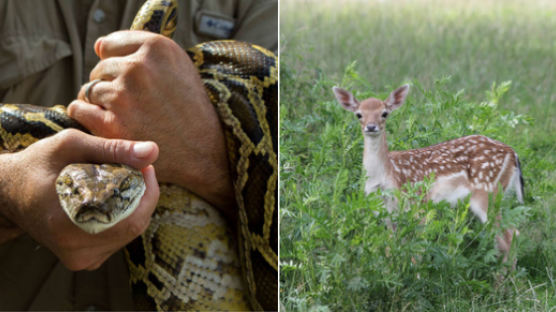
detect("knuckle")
(125, 57), (148, 74)
(53, 129), (82, 149)
(143, 34), (169, 50)
(112, 83), (132, 104)
(102, 137), (133, 163)
(101, 139), (121, 163)
(142, 35), (181, 60)
(121, 58), (150, 87)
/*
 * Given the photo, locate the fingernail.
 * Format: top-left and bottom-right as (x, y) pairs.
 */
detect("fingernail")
(94, 37), (105, 56)
(133, 142), (153, 158)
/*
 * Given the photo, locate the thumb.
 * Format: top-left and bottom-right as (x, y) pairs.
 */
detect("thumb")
(50, 129), (159, 169)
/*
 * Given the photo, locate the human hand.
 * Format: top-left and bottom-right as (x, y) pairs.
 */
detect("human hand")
(68, 31), (235, 217)
(0, 129), (159, 270)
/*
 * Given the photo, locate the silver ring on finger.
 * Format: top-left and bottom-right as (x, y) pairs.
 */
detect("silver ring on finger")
(84, 79), (103, 103)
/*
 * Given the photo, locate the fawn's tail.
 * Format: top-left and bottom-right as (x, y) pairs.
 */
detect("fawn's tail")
(515, 153), (524, 203)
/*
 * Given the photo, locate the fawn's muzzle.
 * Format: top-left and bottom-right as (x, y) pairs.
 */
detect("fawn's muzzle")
(364, 124), (380, 134)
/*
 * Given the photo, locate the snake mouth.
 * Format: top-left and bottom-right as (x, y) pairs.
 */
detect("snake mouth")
(75, 205), (113, 224)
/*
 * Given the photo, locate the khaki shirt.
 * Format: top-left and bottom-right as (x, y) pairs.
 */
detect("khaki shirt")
(0, 0), (277, 107)
(0, 0), (277, 310)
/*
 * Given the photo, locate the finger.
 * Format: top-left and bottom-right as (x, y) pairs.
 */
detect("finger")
(52, 129), (159, 169)
(67, 100), (113, 134)
(89, 57), (123, 82)
(95, 30), (158, 59)
(125, 165), (159, 236)
(76, 80), (113, 106)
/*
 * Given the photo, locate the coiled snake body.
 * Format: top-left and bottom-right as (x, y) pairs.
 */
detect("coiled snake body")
(0, 0), (277, 310)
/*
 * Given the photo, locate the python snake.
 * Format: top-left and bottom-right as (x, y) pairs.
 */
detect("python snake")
(0, 0), (277, 310)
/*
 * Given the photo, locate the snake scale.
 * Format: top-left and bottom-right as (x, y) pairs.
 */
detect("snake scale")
(0, 0), (277, 310)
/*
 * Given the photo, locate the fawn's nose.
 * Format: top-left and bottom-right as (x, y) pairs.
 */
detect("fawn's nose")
(364, 124), (380, 133)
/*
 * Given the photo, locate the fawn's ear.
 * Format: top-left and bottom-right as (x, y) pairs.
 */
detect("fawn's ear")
(385, 84), (409, 111)
(332, 87), (359, 112)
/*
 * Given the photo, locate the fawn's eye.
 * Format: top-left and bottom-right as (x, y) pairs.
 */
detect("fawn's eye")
(381, 111), (389, 119)
(355, 112), (362, 119)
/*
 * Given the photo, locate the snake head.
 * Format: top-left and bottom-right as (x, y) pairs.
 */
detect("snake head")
(56, 163), (146, 234)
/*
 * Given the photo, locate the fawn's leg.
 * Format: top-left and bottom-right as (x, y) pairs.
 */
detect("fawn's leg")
(470, 189), (516, 263)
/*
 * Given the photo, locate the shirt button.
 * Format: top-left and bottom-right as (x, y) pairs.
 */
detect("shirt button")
(93, 9), (106, 23)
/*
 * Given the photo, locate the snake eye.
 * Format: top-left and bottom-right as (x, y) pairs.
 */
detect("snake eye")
(113, 188), (121, 197)
(355, 112), (362, 119)
(120, 177), (131, 190)
(58, 175), (73, 187)
(382, 111), (389, 119)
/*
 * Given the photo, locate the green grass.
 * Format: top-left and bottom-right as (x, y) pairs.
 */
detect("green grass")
(279, 0), (556, 310)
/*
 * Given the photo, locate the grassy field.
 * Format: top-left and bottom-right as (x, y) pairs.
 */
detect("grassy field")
(279, 0), (556, 310)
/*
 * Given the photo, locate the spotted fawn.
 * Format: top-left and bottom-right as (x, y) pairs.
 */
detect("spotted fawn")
(333, 84), (523, 259)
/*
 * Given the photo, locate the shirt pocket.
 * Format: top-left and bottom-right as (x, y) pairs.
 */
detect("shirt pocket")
(0, 34), (72, 89)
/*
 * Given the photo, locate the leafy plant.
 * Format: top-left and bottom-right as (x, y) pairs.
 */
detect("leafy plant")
(280, 1), (556, 310)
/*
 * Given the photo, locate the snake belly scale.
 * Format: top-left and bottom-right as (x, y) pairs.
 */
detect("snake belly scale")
(0, 0), (277, 310)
